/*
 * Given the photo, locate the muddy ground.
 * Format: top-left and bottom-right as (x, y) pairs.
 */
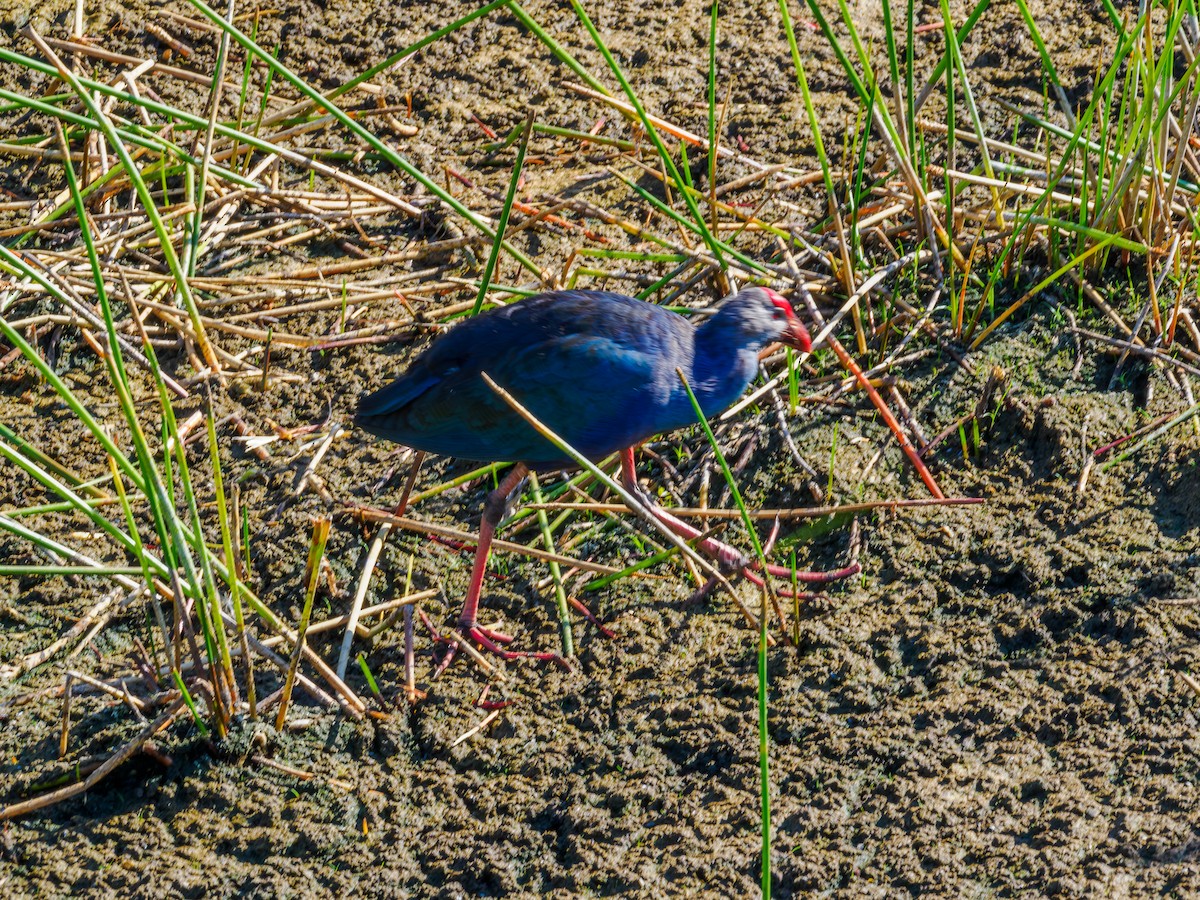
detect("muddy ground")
(3, 0), (1200, 897)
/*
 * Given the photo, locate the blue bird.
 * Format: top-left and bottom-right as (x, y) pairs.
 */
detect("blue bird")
(357, 287), (846, 669)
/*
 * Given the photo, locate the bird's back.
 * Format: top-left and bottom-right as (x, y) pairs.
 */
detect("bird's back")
(355, 291), (695, 468)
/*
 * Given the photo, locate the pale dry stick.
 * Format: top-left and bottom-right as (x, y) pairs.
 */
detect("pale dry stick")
(185, 367), (305, 386)
(1156, 234), (1183, 299)
(123, 680), (148, 723)
(1078, 423), (1094, 494)
(65, 670), (149, 713)
(136, 302), (272, 379)
(38, 60), (154, 219)
(919, 120), (1089, 178)
(442, 628), (503, 678)
(58, 674), (73, 758)
(1178, 375), (1200, 438)
(0, 577), (142, 681)
(526, 497), (982, 519)
(36, 197), (200, 257)
(1163, 86), (1200, 218)
(70, 0), (82, 42)
(199, 281), (428, 318)
(4, 311), (97, 330)
(1180, 671), (1200, 698)
(294, 428), (341, 498)
(0, 696), (187, 821)
(0, 144), (73, 160)
(251, 754), (354, 790)
(222, 294), (403, 325)
(260, 592), (435, 650)
(336, 521), (398, 680)
(148, 95), (426, 219)
(711, 223), (782, 235)
(948, 164), (1195, 223)
(819, 350), (937, 398)
(189, 0), (234, 274)
(38, 35), (242, 89)
(6, 518), (352, 718)
(772, 169), (841, 194)
(404, 604), (417, 701)
(222, 190), (359, 241)
(244, 188), (397, 205)
(853, 199), (913, 233)
(131, 292), (317, 348)
(251, 65), (410, 132)
(67, 613), (119, 665)
(1177, 309), (1200, 355)
(34, 54), (424, 222)
(294, 321), (417, 353)
(1074, 328), (1200, 380)
(449, 709), (502, 748)
(888, 385), (929, 448)
(621, 154), (790, 241)
(15, 673), (168, 711)
(165, 410), (205, 457)
(863, 101), (962, 272)
(204, 262), (435, 307)
(206, 236), (477, 283)
(713, 164), (790, 198)
(191, 157), (282, 263)
(796, 239), (959, 386)
(760, 377), (823, 501)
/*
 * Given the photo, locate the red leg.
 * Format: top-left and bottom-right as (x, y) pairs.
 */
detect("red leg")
(619, 448), (861, 592)
(434, 464), (568, 674)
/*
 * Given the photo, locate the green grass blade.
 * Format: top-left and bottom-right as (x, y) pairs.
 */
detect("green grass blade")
(473, 111), (535, 316)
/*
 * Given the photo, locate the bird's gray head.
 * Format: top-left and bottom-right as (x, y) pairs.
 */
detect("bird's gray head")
(707, 287), (812, 352)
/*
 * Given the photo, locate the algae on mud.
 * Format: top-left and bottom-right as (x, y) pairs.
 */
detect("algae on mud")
(2, 0), (1200, 897)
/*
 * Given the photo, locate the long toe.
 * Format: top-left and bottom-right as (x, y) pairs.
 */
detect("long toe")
(433, 622), (571, 675)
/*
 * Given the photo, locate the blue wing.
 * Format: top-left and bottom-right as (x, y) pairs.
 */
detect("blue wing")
(355, 292), (695, 467)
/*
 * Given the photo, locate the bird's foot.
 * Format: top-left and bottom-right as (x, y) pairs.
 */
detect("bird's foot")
(621, 458), (861, 596)
(743, 559), (863, 592)
(715, 548), (861, 596)
(431, 619), (570, 676)
(703, 515), (862, 590)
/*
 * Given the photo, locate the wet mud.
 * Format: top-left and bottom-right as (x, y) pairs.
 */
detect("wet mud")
(2, 0), (1199, 897)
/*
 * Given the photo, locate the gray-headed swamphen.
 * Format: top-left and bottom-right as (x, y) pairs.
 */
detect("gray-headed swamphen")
(356, 287), (856, 670)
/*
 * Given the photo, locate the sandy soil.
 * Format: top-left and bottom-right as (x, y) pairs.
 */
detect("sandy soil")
(2, 0), (1200, 897)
